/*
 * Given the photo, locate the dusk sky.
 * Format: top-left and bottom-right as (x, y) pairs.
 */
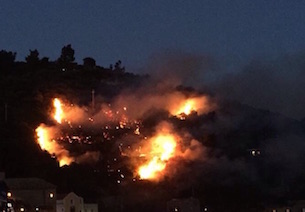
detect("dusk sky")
(1, 0), (305, 72)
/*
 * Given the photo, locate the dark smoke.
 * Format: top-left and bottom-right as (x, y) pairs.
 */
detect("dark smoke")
(145, 49), (217, 88)
(212, 51), (305, 119)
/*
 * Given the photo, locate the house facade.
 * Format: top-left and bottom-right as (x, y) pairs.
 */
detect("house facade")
(56, 192), (98, 212)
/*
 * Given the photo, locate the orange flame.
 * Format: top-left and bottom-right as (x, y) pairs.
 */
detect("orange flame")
(35, 124), (73, 167)
(53, 98), (64, 124)
(176, 99), (196, 115)
(138, 134), (177, 180)
(170, 96), (210, 119)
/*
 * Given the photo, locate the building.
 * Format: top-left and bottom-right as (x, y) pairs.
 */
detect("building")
(5, 178), (56, 212)
(167, 197), (200, 212)
(56, 192), (98, 212)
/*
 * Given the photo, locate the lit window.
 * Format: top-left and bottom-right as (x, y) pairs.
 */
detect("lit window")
(286, 209), (290, 212)
(49, 193), (54, 198)
(7, 192), (12, 198)
(174, 208), (178, 212)
(35, 208), (39, 211)
(20, 207), (25, 212)
(204, 207), (208, 211)
(7, 203), (12, 208)
(272, 209), (277, 212)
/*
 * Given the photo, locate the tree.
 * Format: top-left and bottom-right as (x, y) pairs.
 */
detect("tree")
(25, 49), (39, 65)
(0, 50), (16, 64)
(83, 57), (96, 69)
(0, 50), (16, 71)
(114, 60), (125, 72)
(58, 44), (75, 64)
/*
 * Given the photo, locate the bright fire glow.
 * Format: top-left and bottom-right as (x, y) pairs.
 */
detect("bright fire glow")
(138, 134), (177, 180)
(170, 96), (209, 119)
(53, 98), (64, 124)
(35, 124), (73, 167)
(176, 99), (196, 115)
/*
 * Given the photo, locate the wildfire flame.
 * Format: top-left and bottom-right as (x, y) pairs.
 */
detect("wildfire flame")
(138, 134), (177, 180)
(170, 96), (210, 119)
(34, 93), (208, 177)
(35, 124), (73, 167)
(53, 98), (64, 124)
(176, 99), (196, 115)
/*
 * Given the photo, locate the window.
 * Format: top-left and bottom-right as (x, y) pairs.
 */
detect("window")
(285, 209), (290, 212)
(272, 210), (276, 212)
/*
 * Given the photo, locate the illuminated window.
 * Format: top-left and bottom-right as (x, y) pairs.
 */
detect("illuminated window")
(204, 207), (208, 211)
(7, 192), (12, 198)
(49, 193), (54, 198)
(7, 203), (12, 208)
(272, 209), (277, 212)
(286, 209), (290, 212)
(20, 207), (25, 212)
(35, 208), (39, 211)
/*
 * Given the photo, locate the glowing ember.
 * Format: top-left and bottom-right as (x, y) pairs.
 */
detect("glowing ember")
(138, 134), (177, 180)
(53, 98), (64, 124)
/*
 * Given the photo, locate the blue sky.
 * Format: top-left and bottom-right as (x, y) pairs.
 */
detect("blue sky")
(1, 0), (305, 72)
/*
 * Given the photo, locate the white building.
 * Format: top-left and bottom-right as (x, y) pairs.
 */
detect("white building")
(56, 192), (98, 212)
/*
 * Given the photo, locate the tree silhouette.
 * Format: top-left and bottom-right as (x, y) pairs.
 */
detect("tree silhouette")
(25, 49), (39, 65)
(58, 44), (75, 71)
(83, 57), (96, 69)
(0, 50), (16, 72)
(114, 60), (125, 72)
(58, 44), (75, 64)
